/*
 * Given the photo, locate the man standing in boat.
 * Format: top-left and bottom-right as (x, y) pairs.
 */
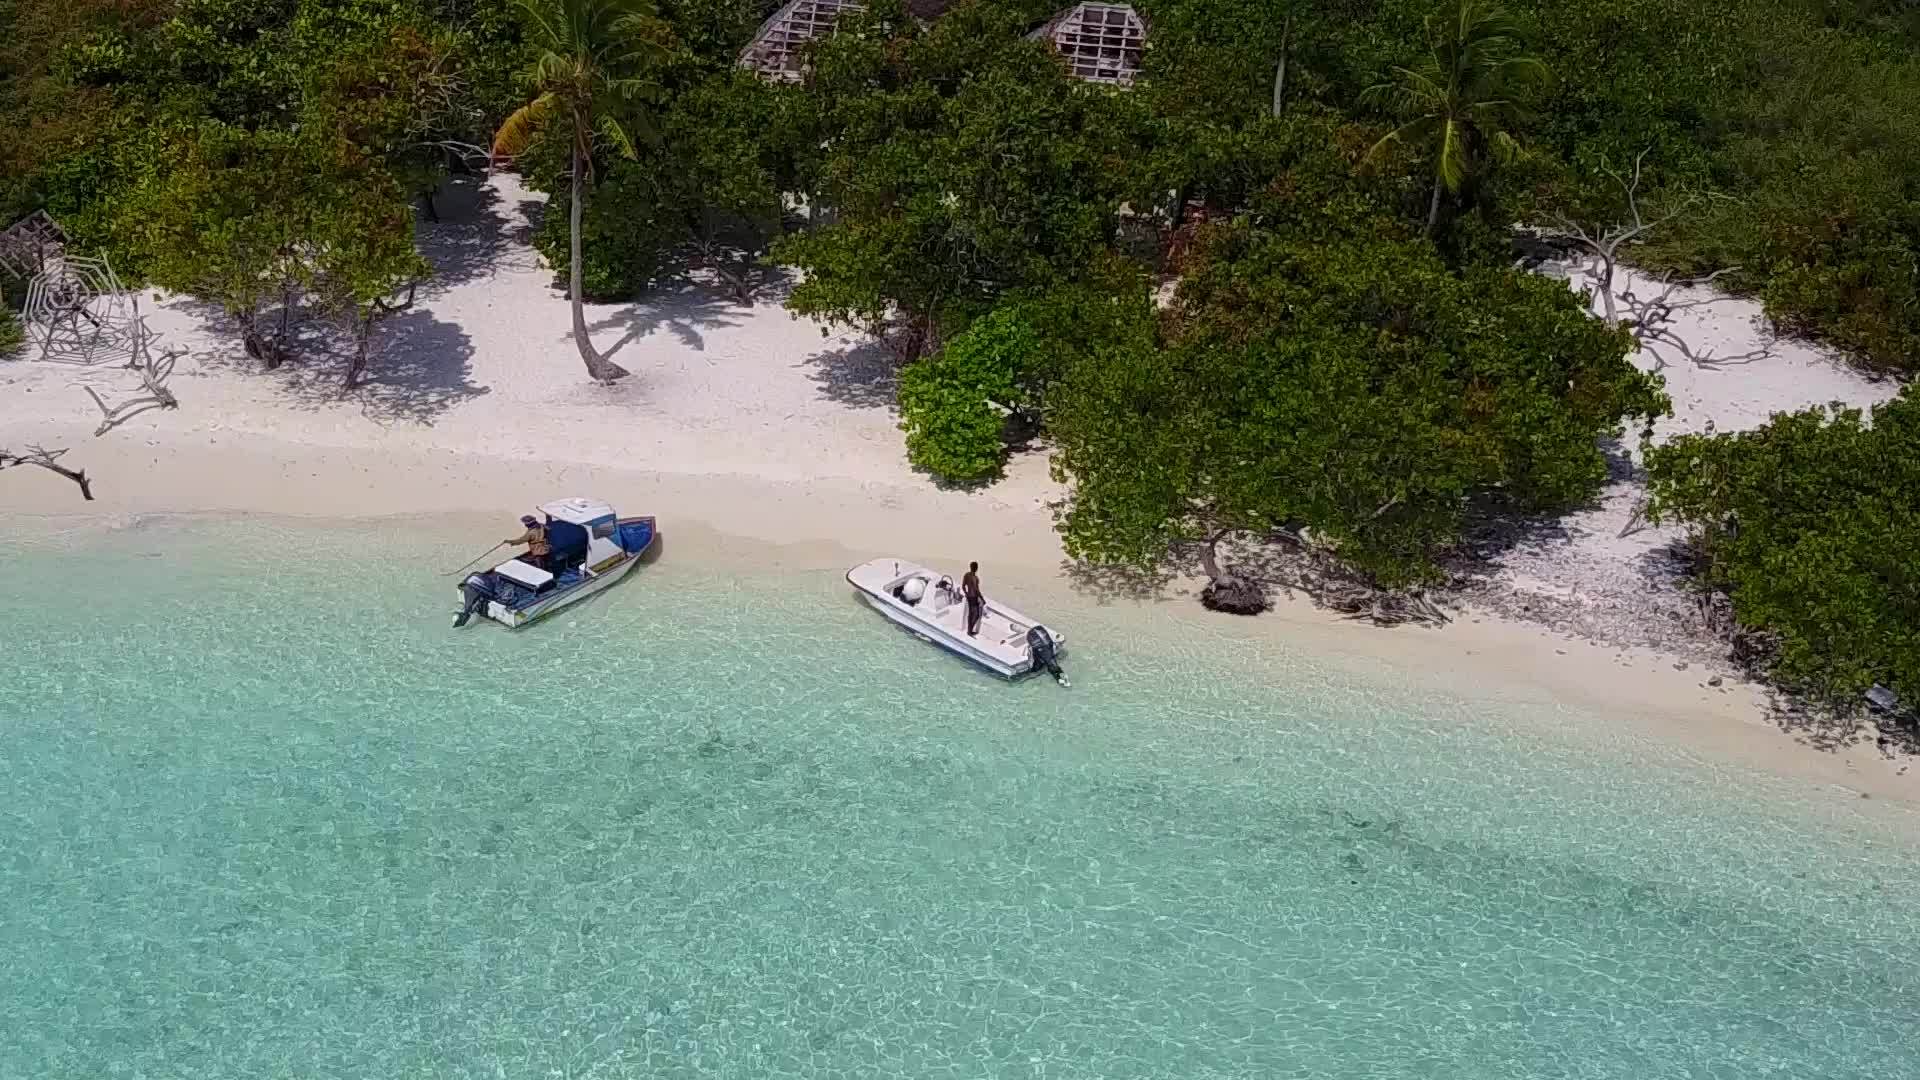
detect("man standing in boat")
(962, 561), (984, 637)
(505, 514), (553, 570)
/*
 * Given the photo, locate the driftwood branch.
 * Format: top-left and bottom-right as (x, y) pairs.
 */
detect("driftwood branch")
(85, 306), (182, 435)
(1187, 523), (1450, 625)
(0, 445), (94, 500)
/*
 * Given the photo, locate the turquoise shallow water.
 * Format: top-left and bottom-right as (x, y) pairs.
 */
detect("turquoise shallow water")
(2, 517), (1917, 1079)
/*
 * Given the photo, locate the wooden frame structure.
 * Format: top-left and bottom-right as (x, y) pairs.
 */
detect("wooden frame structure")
(738, 0), (959, 81)
(0, 211), (66, 280)
(739, 0), (868, 82)
(1031, 3), (1147, 86)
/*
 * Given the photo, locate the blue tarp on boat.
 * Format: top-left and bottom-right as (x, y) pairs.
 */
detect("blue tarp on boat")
(546, 519), (590, 568)
(616, 519), (655, 555)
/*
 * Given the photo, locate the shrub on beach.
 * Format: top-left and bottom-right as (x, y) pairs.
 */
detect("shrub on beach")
(1645, 390), (1920, 708)
(0, 306), (22, 358)
(898, 308), (1037, 486)
(1048, 216), (1669, 587)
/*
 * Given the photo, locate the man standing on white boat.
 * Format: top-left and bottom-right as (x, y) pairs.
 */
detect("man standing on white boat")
(962, 562), (984, 637)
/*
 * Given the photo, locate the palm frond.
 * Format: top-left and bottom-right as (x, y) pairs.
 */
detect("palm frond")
(1360, 67), (1446, 116)
(1492, 54), (1551, 89)
(1435, 119), (1468, 191)
(594, 112), (638, 160)
(513, 0), (569, 54)
(491, 93), (556, 161)
(1361, 116), (1438, 171)
(1486, 129), (1521, 166)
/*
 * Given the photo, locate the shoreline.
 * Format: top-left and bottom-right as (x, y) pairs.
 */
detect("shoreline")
(5, 425), (1913, 809)
(2, 171), (1910, 810)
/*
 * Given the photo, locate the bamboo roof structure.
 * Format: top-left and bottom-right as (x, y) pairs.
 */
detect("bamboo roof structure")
(1030, 3), (1147, 86)
(740, 0), (958, 81)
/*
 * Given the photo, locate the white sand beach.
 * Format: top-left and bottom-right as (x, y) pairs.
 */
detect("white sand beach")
(1, 173), (1911, 803)
(1467, 261), (1900, 662)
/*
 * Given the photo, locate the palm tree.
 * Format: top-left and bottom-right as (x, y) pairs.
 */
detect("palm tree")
(1361, 0), (1547, 235)
(493, 0), (666, 383)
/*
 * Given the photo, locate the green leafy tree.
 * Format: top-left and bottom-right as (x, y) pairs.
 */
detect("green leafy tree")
(1645, 391), (1920, 708)
(1361, 0), (1548, 233)
(1050, 215), (1665, 587)
(667, 71), (793, 303)
(309, 176), (434, 392)
(120, 126), (319, 368)
(523, 68), (791, 302)
(774, 1), (1144, 359)
(492, 0), (669, 383)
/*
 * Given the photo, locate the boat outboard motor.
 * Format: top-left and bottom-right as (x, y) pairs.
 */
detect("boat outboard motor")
(453, 573), (496, 628)
(1026, 625), (1068, 687)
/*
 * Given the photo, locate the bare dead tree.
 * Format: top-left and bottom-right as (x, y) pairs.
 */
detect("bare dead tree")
(83, 298), (183, 436)
(0, 445), (94, 500)
(1540, 149), (1777, 372)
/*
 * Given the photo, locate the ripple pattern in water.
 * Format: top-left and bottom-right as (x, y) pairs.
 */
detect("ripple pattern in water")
(1, 518), (1917, 1078)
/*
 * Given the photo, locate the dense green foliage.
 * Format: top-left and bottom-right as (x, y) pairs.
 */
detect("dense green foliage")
(898, 313), (1028, 487)
(0, 305), (21, 358)
(1645, 392), (1920, 707)
(1, 0), (506, 385)
(1049, 166), (1664, 583)
(772, 1), (1144, 358)
(3, 0), (1915, 624)
(526, 68), (794, 302)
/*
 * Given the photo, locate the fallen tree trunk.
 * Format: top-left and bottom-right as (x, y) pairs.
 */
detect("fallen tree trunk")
(1196, 526), (1452, 626)
(0, 445), (94, 499)
(1198, 528), (1270, 615)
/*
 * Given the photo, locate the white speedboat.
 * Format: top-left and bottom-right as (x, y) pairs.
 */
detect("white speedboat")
(453, 498), (656, 629)
(847, 558), (1068, 685)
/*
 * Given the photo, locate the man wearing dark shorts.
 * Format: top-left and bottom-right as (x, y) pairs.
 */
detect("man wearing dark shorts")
(961, 561), (984, 637)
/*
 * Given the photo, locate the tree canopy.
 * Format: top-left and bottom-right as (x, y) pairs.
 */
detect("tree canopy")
(3, 0), (1916, 652)
(1048, 170), (1665, 585)
(1646, 391), (1920, 708)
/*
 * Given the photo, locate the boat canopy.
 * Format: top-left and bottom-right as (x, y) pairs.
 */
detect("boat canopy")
(541, 496), (617, 529)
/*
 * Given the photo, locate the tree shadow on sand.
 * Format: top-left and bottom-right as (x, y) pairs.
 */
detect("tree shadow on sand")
(584, 277), (748, 358)
(1768, 695), (1920, 760)
(1446, 438), (1637, 572)
(414, 175), (523, 293)
(179, 299), (488, 425)
(1061, 556), (1186, 605)
(801, 338), (899, 411)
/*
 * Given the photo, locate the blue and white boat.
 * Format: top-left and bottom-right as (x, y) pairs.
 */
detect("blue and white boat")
(847, 557), (1068, 685)
(454, 497), (656, 629)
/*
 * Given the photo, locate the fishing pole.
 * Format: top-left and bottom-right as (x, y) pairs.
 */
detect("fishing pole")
(445, 540), (507, 577)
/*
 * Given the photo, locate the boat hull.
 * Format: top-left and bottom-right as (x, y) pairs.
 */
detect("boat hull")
(485, 554), (638, 628)
(846, 558), (1064, 680)
(459, 515), (655, 629)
